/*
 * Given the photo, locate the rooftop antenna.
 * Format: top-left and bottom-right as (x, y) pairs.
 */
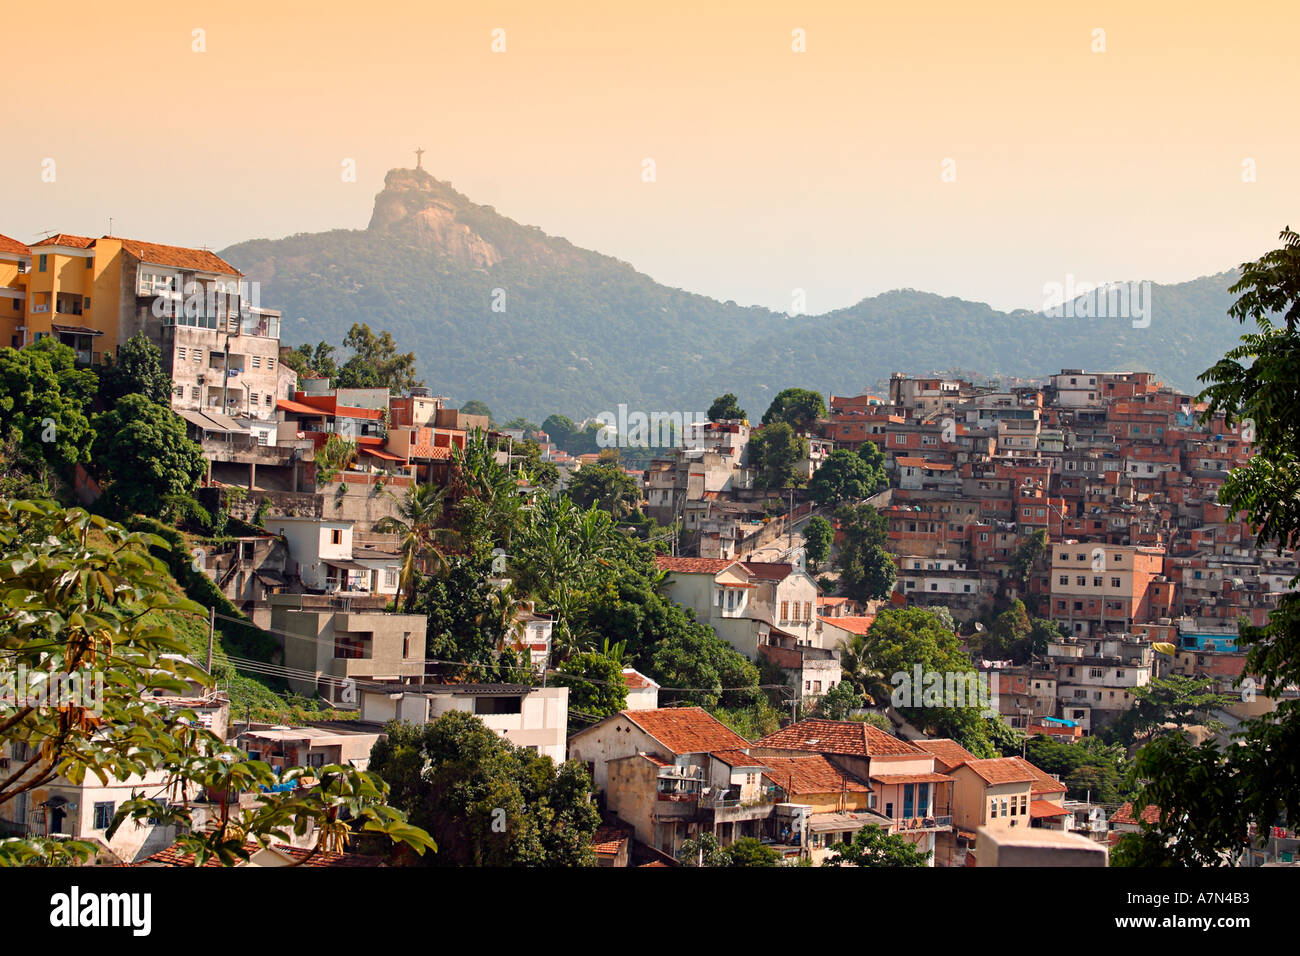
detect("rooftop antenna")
(107, 217), (113, 236)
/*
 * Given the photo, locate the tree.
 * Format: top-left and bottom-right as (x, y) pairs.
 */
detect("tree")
(1025, 735), (1130, 802)
(749, 422), (807, 489)
(92, 394), (206, 516)
(552, 652), (628, 730)
(721, 837), (780, 866)
(677, 832), (726, 866)
(335, 323), (420, 392)
(314, 432), (358, 483)
(1110, 228), (1300, 865)
(708, 393), (747, 421)
(366, 711), (600, 866)
(541, 413), (576, 448)
(568, 462), (641, 519)
(282, 341), (338, 383)
(808, 449), (885, 505)
(833, 504), (896, 603)
(460, 400), (494, 424)
(761, 388), (826, 432)
(808, 680), (864, 720)
(98, 331), (173, 405)
(1010, 528), (1048, 590)
(804, 515), (833, 570)
(1108, 675), (1235, 748)
(836, 632), (894, 707)
(0, 340), (96, 473)
(866, 607), (995, 757)
(822, 825), (930, 867)
(374, 483), (462, 608)
(0, 500), (434, 866)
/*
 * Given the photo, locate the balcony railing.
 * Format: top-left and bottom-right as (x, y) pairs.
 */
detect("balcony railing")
(890, 815), (953, 831)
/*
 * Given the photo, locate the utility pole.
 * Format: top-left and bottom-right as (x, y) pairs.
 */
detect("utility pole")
(205, 606), (216, 674)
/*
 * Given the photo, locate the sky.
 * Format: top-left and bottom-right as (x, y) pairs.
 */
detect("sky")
(3, 0), (1296, 314)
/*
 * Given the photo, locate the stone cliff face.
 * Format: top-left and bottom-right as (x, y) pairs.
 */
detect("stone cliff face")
(367, 168), (502, 268)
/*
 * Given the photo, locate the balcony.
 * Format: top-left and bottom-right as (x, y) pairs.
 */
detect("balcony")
(889, 815), (953, 833)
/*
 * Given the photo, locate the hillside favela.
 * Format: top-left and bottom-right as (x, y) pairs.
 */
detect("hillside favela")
(1, 4), (1297, 937)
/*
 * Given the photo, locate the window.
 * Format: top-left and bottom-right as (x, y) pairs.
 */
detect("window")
(39, 254), (47, 272)
(780, 601), (789, 621)
(252, 355), (262, 369)
(93, 801), (115, 830)
(178, 346), (187, 362)
(331, 529), (343, 545)
(1111, 577), (1121, 588)
(384, 568), (398, 588)
(1058, 575), (1068, 585)
(249, 393), (259, 406)
(173, 385), (183, 397)
(268, 357), (276, 370)
(265, 394), (273, 406)
(474, 696), (522, 715)
(86, 256), (93, 269)
(990, 798), (998, 819)
(1093, 576), (1102, 587)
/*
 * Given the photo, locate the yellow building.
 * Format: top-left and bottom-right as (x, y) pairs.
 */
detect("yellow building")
(1, 230), (293, 419)
(0, 233), (32, 348)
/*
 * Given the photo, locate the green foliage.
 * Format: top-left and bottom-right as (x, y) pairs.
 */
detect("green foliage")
(97, 331), (172, 405)
(749, 422), (807, 489)
(865, 607), (995, 757)
(314, 433), (358, 484)
(282, 341), (339, 384)
(1023, 735), (1131, 803)
(1010, 528), (1048, 589)
(567, 462), (641, 519)
(0, 500), (433, 867)
(761, 388), (826, 432)
(1111, 229), (1300, 865)
(552, 652), (628, 730)
(822, 825), (930, 867)
(366, 711), (599, 866)
(92, 395), (206, 517)
(707, 393), (747, 421)
(803, 514), (833, 570)
(807, 680), (864, 720)
(0, 340), (95, 473)
(808, 449), (886, 505)
(335, 323), (421, 392)
(833, 503), (896, 602)
(1106, 675), (1235, 747)
(460, 399), (493, 422)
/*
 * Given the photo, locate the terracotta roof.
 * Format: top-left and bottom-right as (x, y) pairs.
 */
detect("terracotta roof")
(821, 615), (876, 636)
(116, 236), (242, 276)
(622, 707), (752, 755)
(755, 719), (921, 757)
(654, 556), (737, 574)
(0, 233), (30, 256)
(621, 667), (660, 690)
(761, 753), (871, 794)
(1111, 801), (1163, 826)
(592, 824), (631, 857)
(740, 561), (793, 580)
(1030, 799), (1070, 819)
(869, 772), (953, 785)
(32, 233), (95, 249)
(1007, 756), (1068, 794)
(711, 749), (768, 769)
(912, 738), (978, 773)
(958, 757), (1036, 786)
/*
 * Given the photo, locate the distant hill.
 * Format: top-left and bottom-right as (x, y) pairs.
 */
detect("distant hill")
(221, 167), (1245, 421)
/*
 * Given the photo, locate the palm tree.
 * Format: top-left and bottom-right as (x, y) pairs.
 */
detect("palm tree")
(374, 483), (461, 607)
(837, 632), (894, 707)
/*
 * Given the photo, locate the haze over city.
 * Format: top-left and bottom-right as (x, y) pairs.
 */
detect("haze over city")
(4, 0), (1296, 314)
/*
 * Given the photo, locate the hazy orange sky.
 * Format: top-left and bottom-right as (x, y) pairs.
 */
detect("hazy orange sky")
(4, 0), (1296, 313)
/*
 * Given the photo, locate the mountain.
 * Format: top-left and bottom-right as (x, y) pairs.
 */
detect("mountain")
(220, 167), (1245, 421)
